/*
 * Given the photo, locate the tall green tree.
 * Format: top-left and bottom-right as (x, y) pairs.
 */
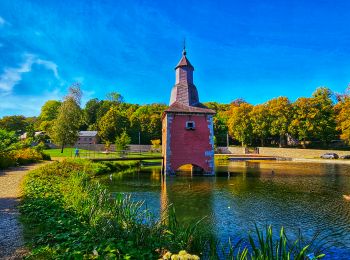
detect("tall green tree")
(311, 87), (337, 145)
(98, 107), (129, 143)
(38, 100), (61, 132)
(51, 85), (82, 153)
(289, 97), (316, 147)
(130, 104), (167, 144)
(83, 98), (102, 130)
(267, 97), (292, 147)
(227, 102), (253, 146)
(250, 104), (270, 146)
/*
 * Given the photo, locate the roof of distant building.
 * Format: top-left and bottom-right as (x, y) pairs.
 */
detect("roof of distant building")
(79, 131), (98, 137)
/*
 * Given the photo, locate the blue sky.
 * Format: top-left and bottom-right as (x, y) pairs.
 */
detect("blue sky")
(1, 0), (350, 116)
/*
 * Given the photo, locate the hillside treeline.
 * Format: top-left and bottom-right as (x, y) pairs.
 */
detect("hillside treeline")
(0, 87), (349, 148)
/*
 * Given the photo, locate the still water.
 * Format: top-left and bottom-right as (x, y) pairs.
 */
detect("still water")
(99, 160), (350, 259)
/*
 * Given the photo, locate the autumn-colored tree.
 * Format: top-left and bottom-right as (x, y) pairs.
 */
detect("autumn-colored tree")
(311, 87), (337, 144)
(289, 97), (316, 147)
(51, 85), (82, 153)
(266, 97), (292, 147)
(250, 104), (270, 146)
(227, 102), (253, 146)
(335, 91), (350, 144)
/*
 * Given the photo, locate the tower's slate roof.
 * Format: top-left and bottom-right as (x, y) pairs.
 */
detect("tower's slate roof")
(165, 101), (215, 114)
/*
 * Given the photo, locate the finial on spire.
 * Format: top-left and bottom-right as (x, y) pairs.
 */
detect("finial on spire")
(182, 38), (186, 56)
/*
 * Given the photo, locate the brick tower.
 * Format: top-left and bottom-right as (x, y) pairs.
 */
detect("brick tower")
(162, 47), (215, 175)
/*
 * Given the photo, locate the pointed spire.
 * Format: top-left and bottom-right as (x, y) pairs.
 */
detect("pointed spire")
(175, 41), (193, 70)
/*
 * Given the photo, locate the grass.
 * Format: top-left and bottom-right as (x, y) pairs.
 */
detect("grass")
(43, 148), (90, 157)
(20, 159), (327, 259)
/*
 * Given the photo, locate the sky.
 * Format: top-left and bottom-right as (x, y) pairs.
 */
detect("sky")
(1, 0), (350, 117)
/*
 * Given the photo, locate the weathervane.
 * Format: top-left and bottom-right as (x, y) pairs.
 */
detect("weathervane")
(183, 38), (186, 56)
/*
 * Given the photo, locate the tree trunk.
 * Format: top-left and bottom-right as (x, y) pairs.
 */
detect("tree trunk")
(61, 143), (65, 153)
(261, 138), (264, 147)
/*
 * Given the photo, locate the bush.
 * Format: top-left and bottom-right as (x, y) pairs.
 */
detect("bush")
(11, 148), (43, 165)
(0, 152), (16, 169)
(0, 148), (50, 170)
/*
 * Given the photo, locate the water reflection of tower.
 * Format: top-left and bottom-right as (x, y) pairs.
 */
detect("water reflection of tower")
(160, 176), (216, 238)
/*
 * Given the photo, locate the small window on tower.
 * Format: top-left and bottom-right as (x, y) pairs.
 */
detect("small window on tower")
(185, 121), (195, 130)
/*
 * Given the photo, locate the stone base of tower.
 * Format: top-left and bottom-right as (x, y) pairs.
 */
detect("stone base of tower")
(162, 113), (215, 176)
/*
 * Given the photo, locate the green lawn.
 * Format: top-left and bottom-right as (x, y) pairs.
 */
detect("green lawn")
(43, 148), (90, 158)
(44, 148), (162, 159)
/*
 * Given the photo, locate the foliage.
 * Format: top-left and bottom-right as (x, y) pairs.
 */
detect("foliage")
(115, 130), (131, 151)
(151, 139), (161, 152)
(335, 93), (350, 144)
(0, 148), (49, 169)
(20, 160), (207, 259)
(227, 102), (253, 146)
(130, 103), (167, 144)
(38, 100), (61, 131)
(98, 106), (129, 142)
(0, 115), (29, 134)
(0, 128), (18, 151)
(250, 104), (270, 146)
(266, 97), (292, 147)
(50, 86), (82, 152)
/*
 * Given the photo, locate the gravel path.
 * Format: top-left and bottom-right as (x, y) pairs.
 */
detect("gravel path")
(0, 163), (47, 260)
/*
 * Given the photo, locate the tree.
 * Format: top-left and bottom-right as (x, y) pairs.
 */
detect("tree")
(289, 88), (337, 147)
(50, 85), (82, 153)
(83, 98), (101, 130)
(335, 92), (350, 144)
(106, 92), (124, 104)
(266, 97), (292, 147)
(98, 107), (129, 143)
(289, 97), (316, 147)
(250, 104), (270, 146)
(204, 102), (230, 146)
(0, 115), (28, 135)
(0, 129), (18, 151)
(311, 87), (337, 145)
(130, 104), (167, 144)
(227, 102), (253, 146)
(115, 130), (131, 151)
(38, 100), (61, 132)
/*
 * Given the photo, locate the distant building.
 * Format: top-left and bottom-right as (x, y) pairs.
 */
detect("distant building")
(20, 131), (45, 140)
(76, 131), (99, 145)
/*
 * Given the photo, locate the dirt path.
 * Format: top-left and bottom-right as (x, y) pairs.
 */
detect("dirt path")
(0, 162), (48, 260)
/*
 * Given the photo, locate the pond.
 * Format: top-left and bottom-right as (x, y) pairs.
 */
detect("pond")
(99, 160), (350, 259)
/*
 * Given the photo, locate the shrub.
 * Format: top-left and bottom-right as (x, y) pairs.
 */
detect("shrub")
(11, 148), (43, 165)
(0, 152), (16, 169)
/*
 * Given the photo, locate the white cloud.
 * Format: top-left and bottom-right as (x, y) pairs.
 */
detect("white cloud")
(0, 54), (60, 95)
(36, 59), (59, 78)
